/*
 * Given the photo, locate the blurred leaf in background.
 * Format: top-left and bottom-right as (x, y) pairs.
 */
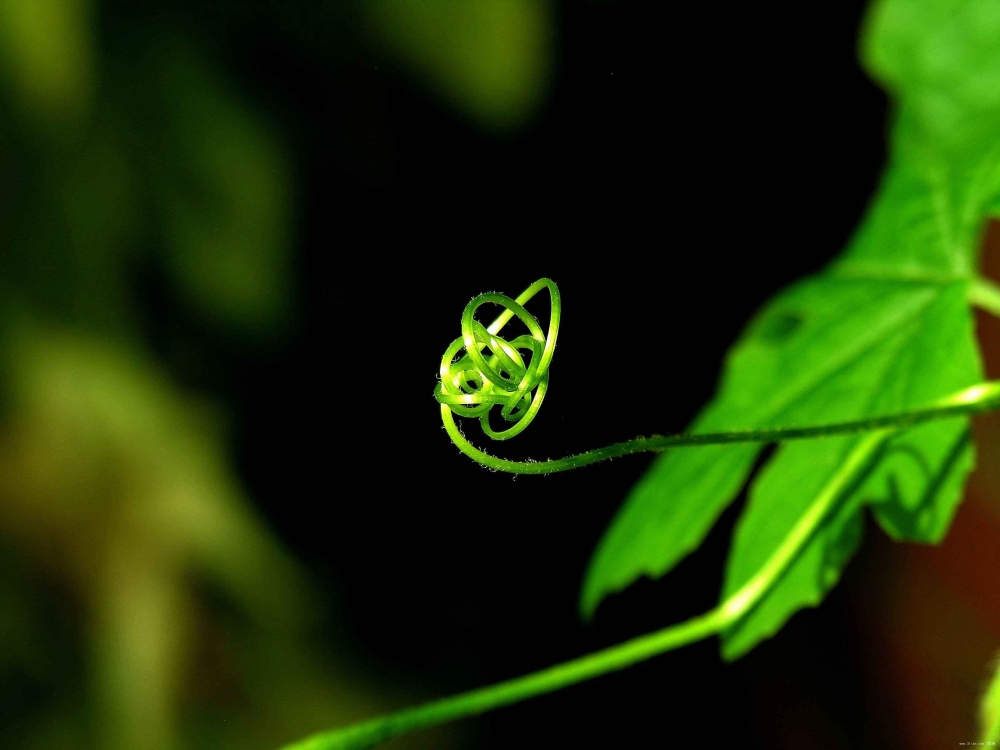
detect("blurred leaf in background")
(363, 0), (553, 129)
(0, 326), (311, 749)
(0, 0), (554, 745)
(143, 40), (294, 336)
(0, 0), (95, 127)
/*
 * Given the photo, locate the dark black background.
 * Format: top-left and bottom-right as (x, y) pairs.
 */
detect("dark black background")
(138, 1), (893, 746)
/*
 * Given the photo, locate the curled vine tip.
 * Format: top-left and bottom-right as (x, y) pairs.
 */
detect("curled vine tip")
(433, 281), (1000, 477)
(434, 278), (560, 441)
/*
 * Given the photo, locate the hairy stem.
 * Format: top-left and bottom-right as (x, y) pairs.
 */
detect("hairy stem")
(278, 278), (1000, 750)
(443, 380), (1000, 474)
(278, 430), (895, 750)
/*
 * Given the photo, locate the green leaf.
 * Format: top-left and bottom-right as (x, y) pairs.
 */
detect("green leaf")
(860, 0), (1000, 246)
(583, 0), (1000, 654)
(720, 285), (977, 660)
(581, 442), (761, 619)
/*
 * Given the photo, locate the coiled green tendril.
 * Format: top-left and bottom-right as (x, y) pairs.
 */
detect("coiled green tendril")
(434, 278), (1000, 475)
(278, 277), (1000, 750)
(434, 278), (560, 441)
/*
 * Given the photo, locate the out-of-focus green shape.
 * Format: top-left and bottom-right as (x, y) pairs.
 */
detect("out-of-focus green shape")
(0, 327), (431, 750)
(0, 326), (311, 748)
(981, 651), (1000, 743)
(0, 31), (291, 339)
(148, 43), (293, 336)
(0, 113), (141, 333)
(864, 0), (1000, 160)
(0, 202), (446, 750)
(583, 0), (1000, 658)
(0, 8), (451, 749)
(0, 0), (94, 125)
(364, 0), (552, 129)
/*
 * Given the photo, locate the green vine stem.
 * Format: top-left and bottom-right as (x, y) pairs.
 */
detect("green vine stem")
(440, 388), (1000, 474)
(281, 429), (893, 750)
(277, 278), (1000, 750)
(436, 277), (1000, 474)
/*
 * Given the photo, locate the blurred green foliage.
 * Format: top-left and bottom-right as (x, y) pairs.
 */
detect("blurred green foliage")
(0, 0), (552, 747)
(365, 0), (552, 129)
(0, 0), (95, 126)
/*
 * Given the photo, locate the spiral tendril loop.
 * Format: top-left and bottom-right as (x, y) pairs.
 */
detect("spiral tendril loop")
(434, 278), (560, 441)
